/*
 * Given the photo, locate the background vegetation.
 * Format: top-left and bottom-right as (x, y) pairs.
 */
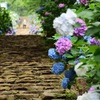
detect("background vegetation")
(0, 0), (41, 16)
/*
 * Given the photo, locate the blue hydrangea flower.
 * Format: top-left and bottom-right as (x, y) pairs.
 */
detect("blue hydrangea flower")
(84, 36), (91, 44)
(52, 62), (65, 75)
(61, 78), (70, 89)
(40, 7), (44, 11)
(74, 55), (85, 65)
(48, 48), (61, 60)
(79, 55), (85, 59)
(62, 36), (71, 40)
(0, 30), (2, 34)
(36, 10), (39, 13)
(62, 54), (67, 61)
(64, 68), (76, 81)
(74, 58), (79, 65)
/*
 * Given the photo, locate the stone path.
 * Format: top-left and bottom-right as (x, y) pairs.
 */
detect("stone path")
(0, 36), (65, 100)
(15, 17), (31, 35)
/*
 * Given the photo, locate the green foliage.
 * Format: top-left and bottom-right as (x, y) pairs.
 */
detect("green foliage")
(37, 0), (76, 37)
(0, 7), (12, 35)
(0, 0), (41, 16)
(48, 0), (100, 91)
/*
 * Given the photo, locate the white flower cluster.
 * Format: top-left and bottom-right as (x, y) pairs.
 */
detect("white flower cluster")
(77, 92), (100, 100)
(53, 9), (77, 36)
(74, 62), (89, 76)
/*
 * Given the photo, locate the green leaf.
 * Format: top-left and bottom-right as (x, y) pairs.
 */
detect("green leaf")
(74, 23), (81, 28)
(94, 47), (100, 56)
(92, 22), (100, 27)
(94, 55), (100, 62)
(89, 45), (99, 53)
(78, 10), (94, 20)
(68, 60), (74, 65)
(71, 48), (80, 56)
(86, 26), (100, 36)
(80, 58), (87, 63)
(52, 34), (61, 40)
(65, 53), (73, 58)
(89, 4), (95, 9)
(76, 40), (86, 46)
(96, 70), (100, 77)
(70, 36), (78, 44)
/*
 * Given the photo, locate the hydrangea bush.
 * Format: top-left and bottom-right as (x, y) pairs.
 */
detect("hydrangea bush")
(0, 7), (12, 35)
(36, 0), (76, 37)
(6, 11), (20, 35)
(48, 0), (100, 99)
(29, 12), (43, 36)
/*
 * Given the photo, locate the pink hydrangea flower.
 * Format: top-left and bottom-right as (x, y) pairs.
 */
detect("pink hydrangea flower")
(55, 38), (72, 55)
(88, 87), (95, 92)
(41, 20), (45, 24)
(59, 3), (65, 8)
(80, 0), (88, 5)
(45, 12), (49, 16)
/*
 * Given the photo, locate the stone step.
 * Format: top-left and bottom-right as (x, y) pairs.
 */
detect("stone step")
(0, 36), (65, 99)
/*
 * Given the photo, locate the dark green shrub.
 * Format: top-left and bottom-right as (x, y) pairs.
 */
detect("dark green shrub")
(0, 7), (12, 35)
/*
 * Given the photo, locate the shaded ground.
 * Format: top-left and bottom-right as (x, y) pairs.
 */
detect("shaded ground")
(0, 36), (65, 100)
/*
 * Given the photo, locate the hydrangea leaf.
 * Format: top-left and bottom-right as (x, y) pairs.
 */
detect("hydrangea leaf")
(68, 60), (74, 65)
(94, 55), (100, 62)
(64, 53), (73, 58)
(52, 33), (61, 40)
(70, 36), (78, 44)
(89, 45), (99, 53)
(78, 10), (94, 20)
(92, 22), (100, 27)
(71, 48), (80, 56)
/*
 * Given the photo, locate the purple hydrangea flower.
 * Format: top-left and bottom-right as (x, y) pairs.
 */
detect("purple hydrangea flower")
(90, 38), (97, 45)
(75, 18), (86, 25)
(80, 0), (88, 5)
(45, 12), (49, 16)
(97, 40), (100, 46)
(64, 68), (76, 81)
(59, 3), (65, 8)
(41, 20), (45, 24)
(52, 62), (65, 75)
(48, 48), (61, 60)
(90, 38), (100, 46)
(61, 78), (70, 89)
(88, 87), (95, 92)
(74, 27), (86, 36)
(55, 38), (72, 55)
(74, 18), (88, 37)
